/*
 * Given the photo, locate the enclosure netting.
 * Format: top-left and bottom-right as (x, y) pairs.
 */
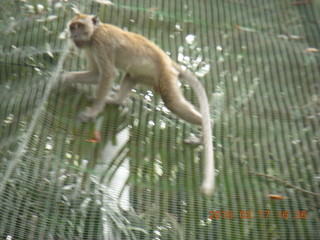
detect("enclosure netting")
(0, 0), (320, 239)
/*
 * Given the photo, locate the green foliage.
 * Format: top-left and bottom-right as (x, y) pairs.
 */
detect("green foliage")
(0, 0), (319, 239)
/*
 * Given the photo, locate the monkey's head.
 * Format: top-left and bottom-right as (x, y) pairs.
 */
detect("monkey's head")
(68, 14), (100, 48)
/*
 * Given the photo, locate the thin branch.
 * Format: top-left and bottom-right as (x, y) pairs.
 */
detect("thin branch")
(251, 172), (320, 197)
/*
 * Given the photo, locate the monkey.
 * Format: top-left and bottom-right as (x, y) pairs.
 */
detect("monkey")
(62, 14), (215, 195)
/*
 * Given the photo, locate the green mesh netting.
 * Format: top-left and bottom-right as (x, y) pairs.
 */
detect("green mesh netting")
(1, 0), (320, 239)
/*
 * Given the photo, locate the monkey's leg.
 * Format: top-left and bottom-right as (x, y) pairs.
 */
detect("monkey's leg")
(106, 73), (137, 105)
(79, 71), (116, 122)
(159, 77), (202, 125)
(159, 74), (205, 144)
(164, 91), (204, 144)
(165, 96), (202, 125)
(62, 71), (99, 84)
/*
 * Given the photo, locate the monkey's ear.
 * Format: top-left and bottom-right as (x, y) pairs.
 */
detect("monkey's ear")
(92, 16), (100, 26)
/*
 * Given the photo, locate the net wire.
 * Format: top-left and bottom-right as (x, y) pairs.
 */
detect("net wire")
(0, 0), (319, 239)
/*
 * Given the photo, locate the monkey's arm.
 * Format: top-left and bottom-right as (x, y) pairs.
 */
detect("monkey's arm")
(78, 53), (117, 122)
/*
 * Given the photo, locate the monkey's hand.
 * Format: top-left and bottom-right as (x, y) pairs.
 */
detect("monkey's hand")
(61, 72), (75, 84)
(78, 107), (100, 122)
(184, 134), (203, 145)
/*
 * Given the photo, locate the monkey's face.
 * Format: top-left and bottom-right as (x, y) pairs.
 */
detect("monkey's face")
(68, 14), (100, 48)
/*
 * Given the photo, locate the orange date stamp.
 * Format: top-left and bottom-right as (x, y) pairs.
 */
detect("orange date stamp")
(208, 210), (308, 220)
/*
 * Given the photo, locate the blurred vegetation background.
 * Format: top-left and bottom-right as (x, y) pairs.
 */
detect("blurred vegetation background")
(0, 0), (319, 239)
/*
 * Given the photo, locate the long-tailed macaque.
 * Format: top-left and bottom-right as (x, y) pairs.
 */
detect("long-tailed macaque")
(63, 14), (215, 195)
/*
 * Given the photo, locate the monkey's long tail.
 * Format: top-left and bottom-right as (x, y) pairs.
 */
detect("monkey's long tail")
(180, 70), (215, 196)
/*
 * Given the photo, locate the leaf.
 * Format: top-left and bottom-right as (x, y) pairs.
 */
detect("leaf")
(305, 48), (320, 53)
(95, 0), (113, 5)
(268, 194), (288, 200)
(292, 1), (312, 6)
(86, 130), (101, 143)
(234, 24), (256, 32)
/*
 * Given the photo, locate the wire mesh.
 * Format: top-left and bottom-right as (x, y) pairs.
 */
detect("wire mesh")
(0, 0), (319, 239)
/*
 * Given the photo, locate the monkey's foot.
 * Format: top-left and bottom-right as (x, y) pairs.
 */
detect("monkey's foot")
(78, 108), (99, 122)
(86, 95), (96, 102)
(184, 134), (203, 145)
(105, 97), (124, 105)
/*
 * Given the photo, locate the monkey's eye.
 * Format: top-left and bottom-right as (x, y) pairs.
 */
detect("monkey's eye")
(69, 23), (84, 31)
(69, 25), (75, 31)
